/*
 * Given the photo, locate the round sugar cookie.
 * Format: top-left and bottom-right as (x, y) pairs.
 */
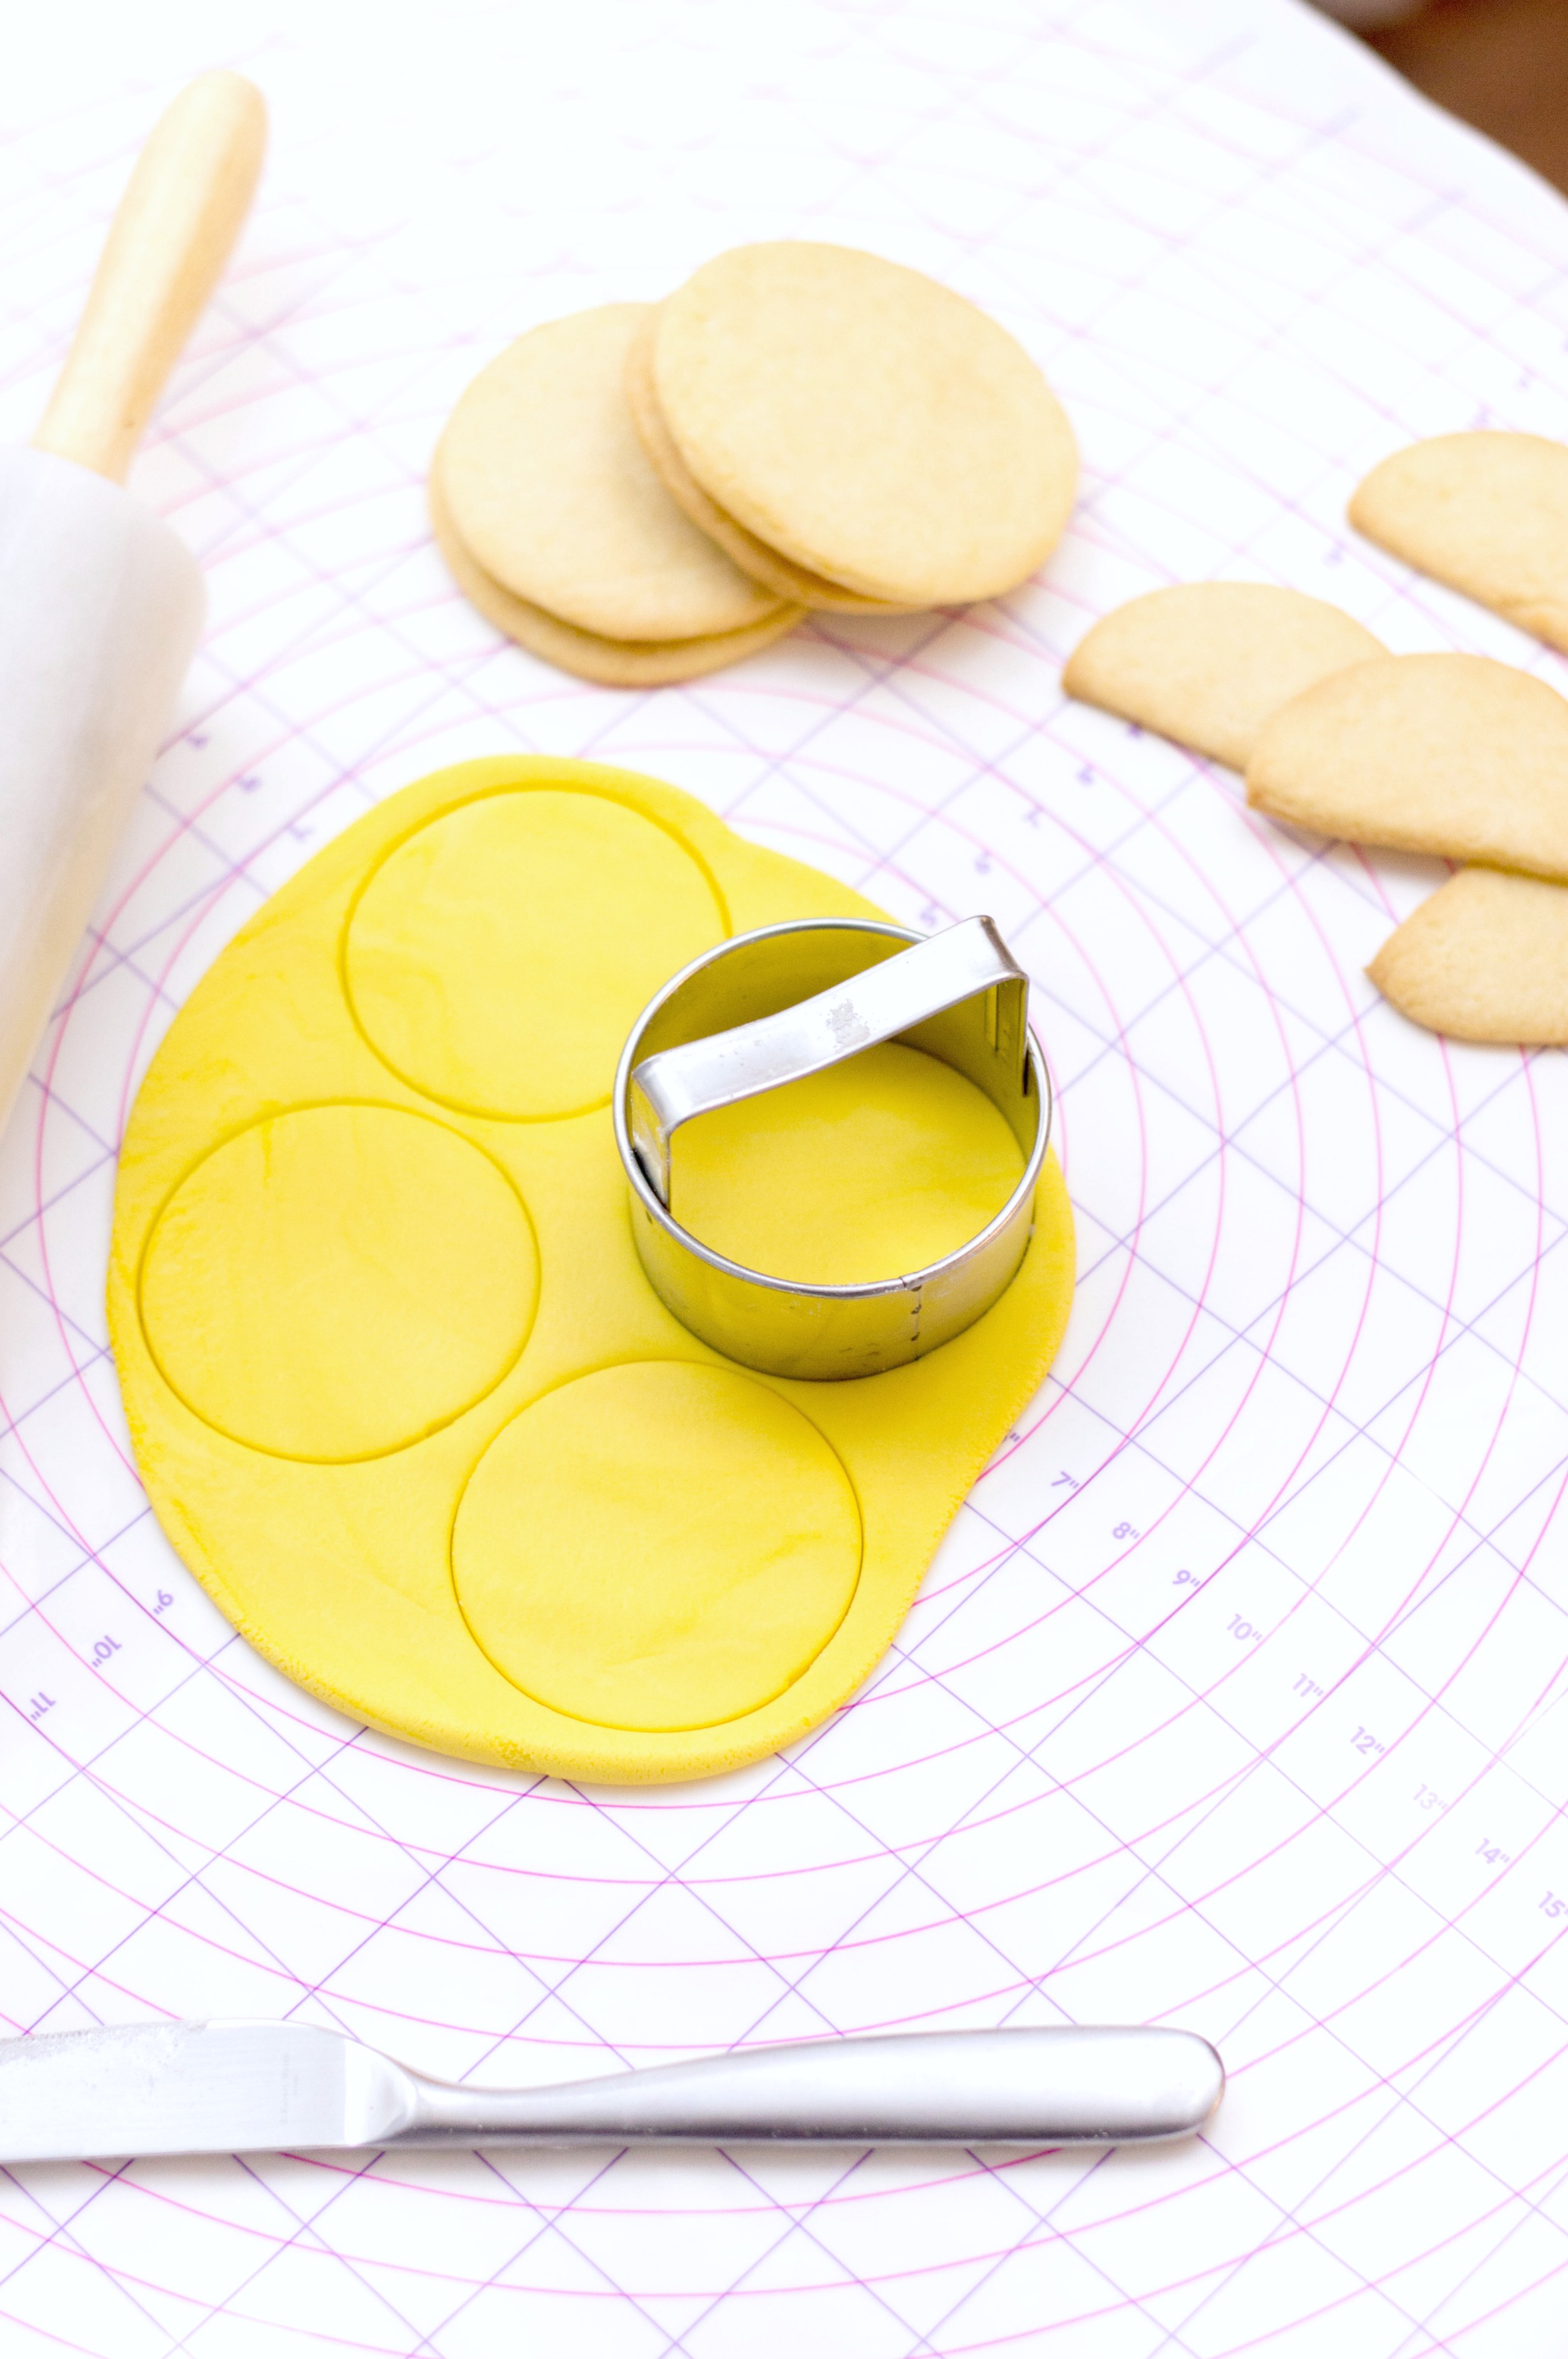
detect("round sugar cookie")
(644, 241), (1078, 607)
(431, 471), (802, 686)
(109, 755), (1075, 1783)
(437, 304), (785, 642)
(625, 314), (915, 616)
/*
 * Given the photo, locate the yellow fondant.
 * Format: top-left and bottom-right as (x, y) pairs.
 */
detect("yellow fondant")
(109, 755), (1075, 1783)
(139, 1105), (537, 1462)
(673, 1043), (1024, 1284)
(344, 788), (728, 1119)
(452, 1361), (862, 1731)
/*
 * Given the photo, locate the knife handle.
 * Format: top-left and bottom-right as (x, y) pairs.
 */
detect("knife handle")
(33, 71), (266, 483)
(389, 2026), (1224, 2148)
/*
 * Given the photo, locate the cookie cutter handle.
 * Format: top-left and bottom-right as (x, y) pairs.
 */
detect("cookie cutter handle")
(628, 914), (1030, 1207)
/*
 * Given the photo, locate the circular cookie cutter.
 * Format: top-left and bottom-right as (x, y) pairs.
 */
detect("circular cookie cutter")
(614, 916), (1051, 1380)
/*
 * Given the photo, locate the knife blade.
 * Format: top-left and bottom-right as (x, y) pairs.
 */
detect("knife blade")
(0, 2020), (1222, 2161)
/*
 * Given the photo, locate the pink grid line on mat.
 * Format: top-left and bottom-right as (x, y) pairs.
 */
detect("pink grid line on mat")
(2, 1), (1568, 2352)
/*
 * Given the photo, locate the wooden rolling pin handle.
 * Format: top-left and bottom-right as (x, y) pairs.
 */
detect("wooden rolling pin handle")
(32, 72), (267, 484)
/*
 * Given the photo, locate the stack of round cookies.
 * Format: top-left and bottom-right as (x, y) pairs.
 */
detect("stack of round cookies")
(432, 243), (1078, 685)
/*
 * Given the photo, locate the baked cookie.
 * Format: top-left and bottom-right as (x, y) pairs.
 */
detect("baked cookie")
(430, 470), (801, 687)
(435, 302), (788, 645)
(638, 241), (1078, 608)
(1369, 867), (1568, 1044)
(1350, 430), (1568, 653)
(1063, 583), (1386, 769)
(625, 313), (911, 615)
(1246, 652), (1568, 881)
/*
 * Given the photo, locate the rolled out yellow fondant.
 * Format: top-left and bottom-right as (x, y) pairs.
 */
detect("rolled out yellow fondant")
(109, 755), (1075, 1783)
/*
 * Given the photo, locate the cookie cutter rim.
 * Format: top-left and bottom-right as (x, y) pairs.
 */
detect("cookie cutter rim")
(613, 916), (1051, 1380)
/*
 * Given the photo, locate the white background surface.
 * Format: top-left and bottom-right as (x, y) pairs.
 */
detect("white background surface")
(3, 1), (1568, 2350)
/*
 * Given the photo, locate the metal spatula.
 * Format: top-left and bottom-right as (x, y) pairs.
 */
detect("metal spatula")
(0, 2019), (1223, 2160)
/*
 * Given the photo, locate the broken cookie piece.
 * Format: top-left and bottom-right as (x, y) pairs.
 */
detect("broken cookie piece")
(1063, 583), (1385, 770)
(1246, 652), (1568, 882)
(1369, 866), (1568, 1045)
(1350, 430), (1568, 653)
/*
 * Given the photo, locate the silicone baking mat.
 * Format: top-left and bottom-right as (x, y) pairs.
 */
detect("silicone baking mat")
(3, 0), (1568, 2349)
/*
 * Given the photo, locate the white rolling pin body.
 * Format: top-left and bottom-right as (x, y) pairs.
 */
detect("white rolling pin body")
(0, 70), (263, 1141)
(0, 447), (203, 1129)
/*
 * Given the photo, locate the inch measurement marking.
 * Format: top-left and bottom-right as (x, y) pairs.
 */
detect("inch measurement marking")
(26, 1690), (54, 1722)
(1415, 1785), (1446, 1812)
(1113, 1521), (1139, 1541)
(1476, 1839), (1510, 1867)
(1173, 1569), (1199, 1589)
(1542, 1891), (1567, 1920)
(1351, 1726), (1385, 1757)
(1293, 1673), (1324, 1700)
(1229, 1614), (1262, 1644)
(153, 1589), (173, 1614)
(89, 1635), (121, 1667)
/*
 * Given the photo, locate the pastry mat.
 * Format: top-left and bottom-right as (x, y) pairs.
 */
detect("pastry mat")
(1, 1), (1568, 2352)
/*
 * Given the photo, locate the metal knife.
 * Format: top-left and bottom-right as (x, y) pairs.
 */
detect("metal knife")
(0, 2020), (1222, 2161)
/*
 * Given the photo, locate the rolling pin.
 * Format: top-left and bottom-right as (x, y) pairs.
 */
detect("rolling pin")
(0, 71), (265, 1136)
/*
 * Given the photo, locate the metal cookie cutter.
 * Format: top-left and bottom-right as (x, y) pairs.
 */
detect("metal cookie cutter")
(613, 916), (1051, 1380)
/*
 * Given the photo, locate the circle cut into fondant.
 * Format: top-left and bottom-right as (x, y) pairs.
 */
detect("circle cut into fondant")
(672, 1041), (1026, 1284)
(344, 789), (728, 1119)
(451, 1360), (862, 1730)
(139, 1103), (537, 1461)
